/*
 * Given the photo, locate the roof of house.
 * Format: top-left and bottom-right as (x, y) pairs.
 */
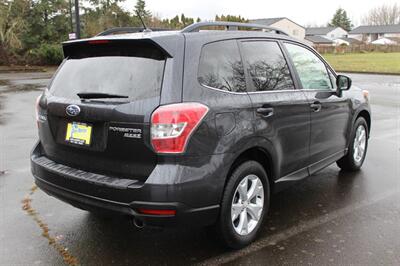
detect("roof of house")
(250, 17), (305, 29)
(305, 35), (333, 44)
(387, 37), (400, 42)
(306, 27), (338, 35)
(349, 24), (400, 34)
(371, 37), (399, 45)
(338, 37), (362, 44)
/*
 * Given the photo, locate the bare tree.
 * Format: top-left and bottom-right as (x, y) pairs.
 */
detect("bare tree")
(362, 3), (400, 25)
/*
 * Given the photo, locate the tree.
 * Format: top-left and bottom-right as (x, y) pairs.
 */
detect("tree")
(23, 0), (71, 47)
(134, 0), (150, 20)
(2, 0), (253, 65)
(329, 8), (352, 31)
(82, 0), (131, 37)
(0, 0), (30, 63)
(362, 4), (400, 25)
(180, 13), (194, 27)
(215, 14), (248, 23)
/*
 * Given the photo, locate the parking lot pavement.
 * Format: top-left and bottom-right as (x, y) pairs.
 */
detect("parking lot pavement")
(0, 72), (399, 265)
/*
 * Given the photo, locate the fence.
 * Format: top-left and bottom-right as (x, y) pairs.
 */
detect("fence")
(315, 44), (400, 54)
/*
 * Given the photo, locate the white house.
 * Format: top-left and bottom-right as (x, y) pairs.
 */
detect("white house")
(250, 17), (305, 40)
(332, 37), (362, 46)
(305, 26), (348, 40)
(371, 37), (400, 45)
(349, 25), (400, 43)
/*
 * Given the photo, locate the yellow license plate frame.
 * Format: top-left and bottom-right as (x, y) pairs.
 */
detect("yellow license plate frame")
(65, 122), (92, 146)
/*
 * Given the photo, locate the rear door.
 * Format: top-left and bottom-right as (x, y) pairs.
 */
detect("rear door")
(283, 42), (351, 171)
(38, 40), (170, 181)
(239, 40), (311, 179)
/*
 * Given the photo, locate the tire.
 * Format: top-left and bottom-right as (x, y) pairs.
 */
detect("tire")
(337, 117), (369, 171)
(217, 160), (270, 249)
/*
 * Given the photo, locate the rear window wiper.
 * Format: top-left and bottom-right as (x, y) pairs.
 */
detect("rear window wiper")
(77, 92), (129, 99)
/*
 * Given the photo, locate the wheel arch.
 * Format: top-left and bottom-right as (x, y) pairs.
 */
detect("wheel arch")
(356, 109), (371, 134)
(224, 146), (277, 196)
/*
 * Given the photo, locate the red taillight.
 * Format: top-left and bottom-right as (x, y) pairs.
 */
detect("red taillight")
(150, 102), (209, 154)
(88, 40), (110, 44)
(137, 209), (176, 216)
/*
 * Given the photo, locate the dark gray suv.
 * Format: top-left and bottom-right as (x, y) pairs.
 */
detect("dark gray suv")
(31, 22), (371, 248)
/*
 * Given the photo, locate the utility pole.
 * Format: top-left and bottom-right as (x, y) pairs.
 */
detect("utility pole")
(74, 0), (81, 39)
(69, 0), (73, 32)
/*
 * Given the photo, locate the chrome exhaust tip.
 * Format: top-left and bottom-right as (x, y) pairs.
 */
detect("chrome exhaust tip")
(133, 218), (145, 229)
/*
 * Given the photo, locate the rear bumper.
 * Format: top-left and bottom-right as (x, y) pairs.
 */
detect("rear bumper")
(31, 141), (225, 227)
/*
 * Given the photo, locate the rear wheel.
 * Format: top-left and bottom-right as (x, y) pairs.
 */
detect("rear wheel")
(337, 117), (368, 171)
(217, 161), (270, 249)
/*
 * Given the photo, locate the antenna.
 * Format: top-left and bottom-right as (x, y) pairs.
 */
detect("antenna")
(135, 11), (152, 33)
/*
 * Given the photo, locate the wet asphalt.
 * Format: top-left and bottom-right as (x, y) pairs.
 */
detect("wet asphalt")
(0, 72), (399, 265)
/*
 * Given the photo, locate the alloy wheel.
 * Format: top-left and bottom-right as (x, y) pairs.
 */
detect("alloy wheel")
(353, 125), (367, 163)
(231, 174), (264, 236)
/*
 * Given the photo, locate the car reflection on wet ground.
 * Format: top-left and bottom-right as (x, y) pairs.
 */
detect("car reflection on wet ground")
(0, 71), (399, 265)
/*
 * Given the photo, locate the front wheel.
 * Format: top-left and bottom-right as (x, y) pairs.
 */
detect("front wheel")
(337, 117), (369, 171)
(217, 161), (270, 249)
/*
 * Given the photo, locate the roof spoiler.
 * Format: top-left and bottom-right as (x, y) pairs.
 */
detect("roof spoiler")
(62, 39), (172, 59)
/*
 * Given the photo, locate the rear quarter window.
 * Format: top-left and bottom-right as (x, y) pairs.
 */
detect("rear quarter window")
(198, 40), (246, 93)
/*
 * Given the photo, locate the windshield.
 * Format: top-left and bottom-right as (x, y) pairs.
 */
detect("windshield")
(50, 42), (166, 101)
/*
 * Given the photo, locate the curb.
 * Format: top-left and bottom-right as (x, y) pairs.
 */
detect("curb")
(0, 66), (56, 73)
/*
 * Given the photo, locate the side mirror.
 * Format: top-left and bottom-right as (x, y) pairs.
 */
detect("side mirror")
(336, 75), (352, 91)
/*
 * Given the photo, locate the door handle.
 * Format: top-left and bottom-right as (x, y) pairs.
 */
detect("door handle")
(256, 107), (274, 117)
(310, 102), (322, 112)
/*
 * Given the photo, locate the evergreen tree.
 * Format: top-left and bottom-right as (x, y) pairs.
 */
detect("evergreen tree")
(134, 0), (151, 19)
(329, 8), (352, 31)
(215, 14), (248, 23)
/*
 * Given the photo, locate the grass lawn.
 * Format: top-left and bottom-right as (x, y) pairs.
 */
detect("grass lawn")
(322, 52), (400, 74)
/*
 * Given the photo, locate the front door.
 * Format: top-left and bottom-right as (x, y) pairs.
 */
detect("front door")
(283, 42), (351, 171)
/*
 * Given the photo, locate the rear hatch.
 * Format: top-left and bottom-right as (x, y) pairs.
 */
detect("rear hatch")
(38, 40), (168, 181)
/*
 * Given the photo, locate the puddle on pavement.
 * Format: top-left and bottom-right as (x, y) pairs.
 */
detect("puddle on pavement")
(0, 79), (11, 86)
(0, 95), (4, 125)
(0, 79), (44, 125)
(0, 83), (44, 94)
(0, 77), (46, 93)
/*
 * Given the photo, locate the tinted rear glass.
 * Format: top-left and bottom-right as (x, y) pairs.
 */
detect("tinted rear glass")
(50, 41), (166, 101)
(241, 41), (294, 91)
(198, 40), (246, 93)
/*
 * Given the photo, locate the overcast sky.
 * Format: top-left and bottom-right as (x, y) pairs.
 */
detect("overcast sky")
(122, 0), (399, 26)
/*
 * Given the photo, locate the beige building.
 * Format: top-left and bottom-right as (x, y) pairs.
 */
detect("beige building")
(250, 17), (306, 40)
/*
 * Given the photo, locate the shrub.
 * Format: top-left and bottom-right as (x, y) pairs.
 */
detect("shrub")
(29, 44), (64, 65)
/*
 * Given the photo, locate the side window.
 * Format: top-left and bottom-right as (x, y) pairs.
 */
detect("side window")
(198, 40), (246, 92)
(284, 43), (332, 90)
(241, 41), (295, 92)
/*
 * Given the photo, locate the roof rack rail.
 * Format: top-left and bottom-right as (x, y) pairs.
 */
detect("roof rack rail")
(96, 27), (172, 36)
(181, 21), (289, 36)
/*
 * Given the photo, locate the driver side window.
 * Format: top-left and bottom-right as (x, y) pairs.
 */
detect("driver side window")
(284, 43), (332, 90)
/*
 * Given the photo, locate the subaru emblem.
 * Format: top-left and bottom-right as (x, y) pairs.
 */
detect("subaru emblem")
(66, 105), (81, 117)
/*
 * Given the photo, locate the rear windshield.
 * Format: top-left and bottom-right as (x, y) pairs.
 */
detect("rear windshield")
(50, 41), (166, 101)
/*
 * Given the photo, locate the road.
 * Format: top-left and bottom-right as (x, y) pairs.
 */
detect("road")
(0, 72), (399, 265)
